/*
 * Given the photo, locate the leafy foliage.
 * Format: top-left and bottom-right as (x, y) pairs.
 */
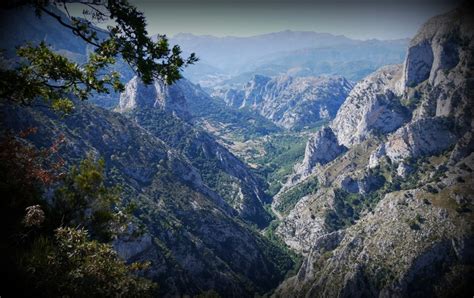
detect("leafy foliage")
(250, 133), (308, 196)
(276, 176), (319, 215)
(53, 155), (129, 241)
(0, 130), (154, 296)
(263, 219), (303, 279)
(0, 128), (63, 239)
(325, 186), (386, 231)
(0, 0), (197, 112)
(24, 227), (155, 297)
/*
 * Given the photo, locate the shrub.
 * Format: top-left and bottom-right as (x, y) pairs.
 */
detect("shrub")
(24, 227), (155, 297)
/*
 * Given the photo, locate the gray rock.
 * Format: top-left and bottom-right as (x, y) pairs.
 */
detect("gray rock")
(296, 127), (347, 178)
(117, 76), (190, 120)
(114, 231), (153, 261)
(397, 162), (414, 178)
(384, 117), (458, 163)
(402, 40), (434, 87)
(213, 75), (353, 129)
(331, 65), (409, 148)
(274, 4), (474, 297)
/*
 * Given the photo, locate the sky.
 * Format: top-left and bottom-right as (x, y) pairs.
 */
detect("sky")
(128, 0), (462, 40)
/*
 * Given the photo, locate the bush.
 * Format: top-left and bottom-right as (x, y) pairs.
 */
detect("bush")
(24, 227), (155, 297)
(276, 177), (319, 215)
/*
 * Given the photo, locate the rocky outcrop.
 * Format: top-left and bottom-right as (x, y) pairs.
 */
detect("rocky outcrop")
(275, 155), (474, 297)
(296, 127), (346, 178)
(113, 227), (154, 261)
(221, 88), (245, 107)
(401, 6), (473, 88)
(383, 117), (458, 163)
(117, 76), (190, 120)
(450, 131), (474, 164)
(213, 75), (353, 129)
(331, 64), (409, 148)
(375, 4), (474, 165)
(294, 3), (474, 180)
(276, 188), (336, 254)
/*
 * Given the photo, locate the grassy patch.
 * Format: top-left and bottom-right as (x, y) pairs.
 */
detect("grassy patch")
(248, 132), (309, 196)
(276, 176), (319, 215)
(325, 187), (386, 231)
(263, 219), (303, 279)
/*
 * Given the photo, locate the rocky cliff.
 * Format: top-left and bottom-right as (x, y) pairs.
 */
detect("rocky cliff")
(276, 155), (474, 297)
(117, 76), (190, 120)
(330, 65), (409, 147)
(274, 4), (474, 296)
(295, 127), (347, 179)
(213, 75), (353, 129)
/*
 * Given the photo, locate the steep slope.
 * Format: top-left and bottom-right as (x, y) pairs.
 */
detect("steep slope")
(274, 4), (474, 296)
(213, 75), (353, 130)
(0, 100), (294, 297)
(330, 64), (409, 147)
(0, 5), (89, 59)
(117, 76), (273, 227)
(276, 156), (474, 297)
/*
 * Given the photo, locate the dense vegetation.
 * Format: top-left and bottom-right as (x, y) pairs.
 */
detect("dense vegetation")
(276, 176), (319, 215)
(0, 132), (154, 296)
(188, 93), (281, 141)
(0, 1), (197, 114)
(249, 133), (308, 196)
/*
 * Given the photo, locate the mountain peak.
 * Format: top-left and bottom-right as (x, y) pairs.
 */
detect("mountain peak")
(117, 76), (190, 120)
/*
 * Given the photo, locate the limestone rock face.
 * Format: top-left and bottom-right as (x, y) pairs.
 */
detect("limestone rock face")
(113, 228), (154, 261)
(296, 3), (474, 180)
(274, 5), (474, 297)
(403, 40), (434, 87)
(276, 188), (336, 254)
(450, 131), (474, 164)
(296, 127), (347, 178)
(118, 76), (190, 120)
(276, 171), (474, 297)
(377, 5), (474, 164)
(213, 75), (353, 129)
(331, 64), (409, 148)
(383, 118), (458, 163)
(222, 88), (245, 107)
(401, 6), (473, 88)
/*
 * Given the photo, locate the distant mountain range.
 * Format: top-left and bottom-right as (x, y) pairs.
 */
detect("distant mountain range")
(168, 31), (409, 86)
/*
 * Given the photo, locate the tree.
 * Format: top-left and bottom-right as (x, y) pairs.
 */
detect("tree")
(0, 1), (190, 294)
(0, 0), (198, 113)
(52, 156), (126, 241)
(0, 129), (155, 296)
(24, 227), (155, 297)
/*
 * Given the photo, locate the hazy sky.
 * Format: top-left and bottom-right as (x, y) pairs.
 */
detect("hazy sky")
(79, 0), (462, 40)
